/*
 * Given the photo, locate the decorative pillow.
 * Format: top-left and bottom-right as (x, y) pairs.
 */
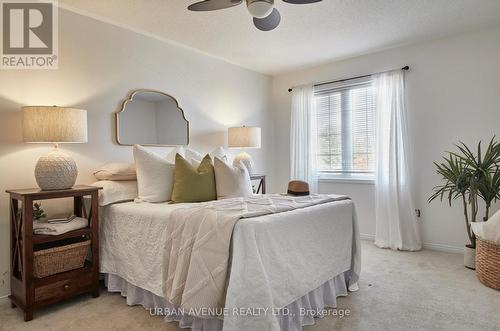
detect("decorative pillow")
(166, 146), (186, 164)
(166, 146), (204, 166)
(471, 209), (500, 244)
(210, 147), (228, 163)
(133, 145), (175, 202)
(94, 163), (136, 181)
(171, 153), (217, 203)
(91, 180), (138, 206)
(186, 148), (203, 164)
(214, 157), (253, 199)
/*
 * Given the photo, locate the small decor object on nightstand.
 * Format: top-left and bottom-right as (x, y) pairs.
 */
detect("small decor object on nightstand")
(228, 126), (261, 175)
(23, 106), (88, 190)
(32, 202), (47, 221)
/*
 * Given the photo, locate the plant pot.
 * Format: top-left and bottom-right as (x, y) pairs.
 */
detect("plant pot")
(464, 245), (476, 269)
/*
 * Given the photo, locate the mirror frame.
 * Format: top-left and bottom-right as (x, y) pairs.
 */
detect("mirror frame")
(115, 89), (190, 146)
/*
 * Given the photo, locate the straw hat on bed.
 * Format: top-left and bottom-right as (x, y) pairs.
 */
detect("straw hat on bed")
(287, 180), (310, 196)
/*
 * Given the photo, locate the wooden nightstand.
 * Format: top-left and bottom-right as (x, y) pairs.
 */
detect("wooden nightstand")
(250, 174), (266, 194)
(6, 185), (101, 321)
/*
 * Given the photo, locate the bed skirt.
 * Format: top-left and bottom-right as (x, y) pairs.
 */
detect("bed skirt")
(104, 272), (349, 331)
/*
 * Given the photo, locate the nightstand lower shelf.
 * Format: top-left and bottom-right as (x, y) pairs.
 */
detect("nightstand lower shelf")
(33, 228), (91, 244)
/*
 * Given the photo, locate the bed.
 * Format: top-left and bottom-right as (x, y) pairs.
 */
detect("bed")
(99, 194), (360, 331)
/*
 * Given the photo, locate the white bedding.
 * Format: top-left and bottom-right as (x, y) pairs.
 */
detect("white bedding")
(224, 198), (359, 331)
(100, 201), (193, 297)
(100, 196), (360, 331)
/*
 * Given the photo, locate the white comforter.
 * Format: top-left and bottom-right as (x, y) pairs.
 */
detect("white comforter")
(224, 196), (359, 331)
(100, 195), (360, 331)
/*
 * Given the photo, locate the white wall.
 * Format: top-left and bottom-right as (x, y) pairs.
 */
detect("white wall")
(271, 25), (500, 252)
(0, 9), (272, 297)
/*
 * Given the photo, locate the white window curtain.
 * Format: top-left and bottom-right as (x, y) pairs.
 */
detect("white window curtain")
(290, 85), (318, 193)
(373, 71), (421, 251)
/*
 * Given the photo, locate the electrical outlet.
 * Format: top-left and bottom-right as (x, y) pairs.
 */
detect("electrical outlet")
(1, 271), (7, 287)
(415, 209), (421, 218)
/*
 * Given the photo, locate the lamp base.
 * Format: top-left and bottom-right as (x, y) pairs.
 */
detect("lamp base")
(35, 147), (77, 190)
(233, 151), (254, 175)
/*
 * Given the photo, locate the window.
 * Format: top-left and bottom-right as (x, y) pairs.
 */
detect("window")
(314, 77), (375, 178)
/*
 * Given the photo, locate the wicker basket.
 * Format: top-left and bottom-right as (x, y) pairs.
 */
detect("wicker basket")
(476, 237), (500, 290)
(34, 240), (91, 278)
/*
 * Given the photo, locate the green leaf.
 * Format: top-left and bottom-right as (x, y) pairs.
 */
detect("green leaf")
(429, 135), (500, 246)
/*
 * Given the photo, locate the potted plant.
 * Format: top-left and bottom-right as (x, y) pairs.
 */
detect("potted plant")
(429, 137), (500, 269)
(33, 202), (47, 221)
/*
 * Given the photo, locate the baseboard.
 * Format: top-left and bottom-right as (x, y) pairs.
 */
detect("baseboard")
(359, 233), (375, 240)
(359, 233), (463, 253)
(422, 242), (463, 254)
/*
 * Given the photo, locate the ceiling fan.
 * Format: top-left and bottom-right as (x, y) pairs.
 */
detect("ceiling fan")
(188, 0), (323, 31)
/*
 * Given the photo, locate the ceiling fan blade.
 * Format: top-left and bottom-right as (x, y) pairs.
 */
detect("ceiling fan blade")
(253, 8), (281, 31)
(282, 0), (322, 4)
(188, 0), (242, 11)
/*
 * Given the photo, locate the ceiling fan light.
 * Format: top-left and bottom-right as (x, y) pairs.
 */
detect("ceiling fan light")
(247, 0), (273, 18)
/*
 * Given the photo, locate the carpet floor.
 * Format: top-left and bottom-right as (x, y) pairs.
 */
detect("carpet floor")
(1, 240), (499, 331)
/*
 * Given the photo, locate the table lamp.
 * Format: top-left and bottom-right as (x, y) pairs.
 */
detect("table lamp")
(23, 106), (88, 190)
(228, 126), (261, 175)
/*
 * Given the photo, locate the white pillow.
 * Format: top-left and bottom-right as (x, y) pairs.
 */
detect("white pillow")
(91, 181), (138, 206)
(166, 146), (186, 164)
(133, 145), (175, 202)
(210, 147), (228, 163)
(94, 163), (136, 181)
(471, 209), (500, 244)
(214, 157), (253, 199)
(167, 146), (203, 166)
(186, 148), (203, 164)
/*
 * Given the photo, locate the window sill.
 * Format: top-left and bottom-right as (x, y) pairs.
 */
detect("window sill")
(318, 174), (375, 185)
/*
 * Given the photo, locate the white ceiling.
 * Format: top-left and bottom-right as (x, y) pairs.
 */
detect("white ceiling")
(58, 0), (500, 75)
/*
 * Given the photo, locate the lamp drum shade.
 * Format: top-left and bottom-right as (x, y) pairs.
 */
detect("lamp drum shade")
(228, 126), (261, 148)
(228, 126), (261, 175)
(22, 106), (88, 190)
(23, 106), (88, 143)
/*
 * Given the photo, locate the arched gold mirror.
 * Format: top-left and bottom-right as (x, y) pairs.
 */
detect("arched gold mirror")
(115, 89), (189, 146)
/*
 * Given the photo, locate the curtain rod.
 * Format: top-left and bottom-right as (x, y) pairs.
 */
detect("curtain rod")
(287, 66), (409, 92)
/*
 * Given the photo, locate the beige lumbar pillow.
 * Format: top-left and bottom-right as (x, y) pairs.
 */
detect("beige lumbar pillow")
(94, 163), (136, 181)
(171, 154), (217, 203)
(91, 180), (138, 206)
(133, 145), (175, 202)
(214, 157), (253, 200)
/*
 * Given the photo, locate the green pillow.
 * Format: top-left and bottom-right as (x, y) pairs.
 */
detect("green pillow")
(171, 153), (217, 203)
